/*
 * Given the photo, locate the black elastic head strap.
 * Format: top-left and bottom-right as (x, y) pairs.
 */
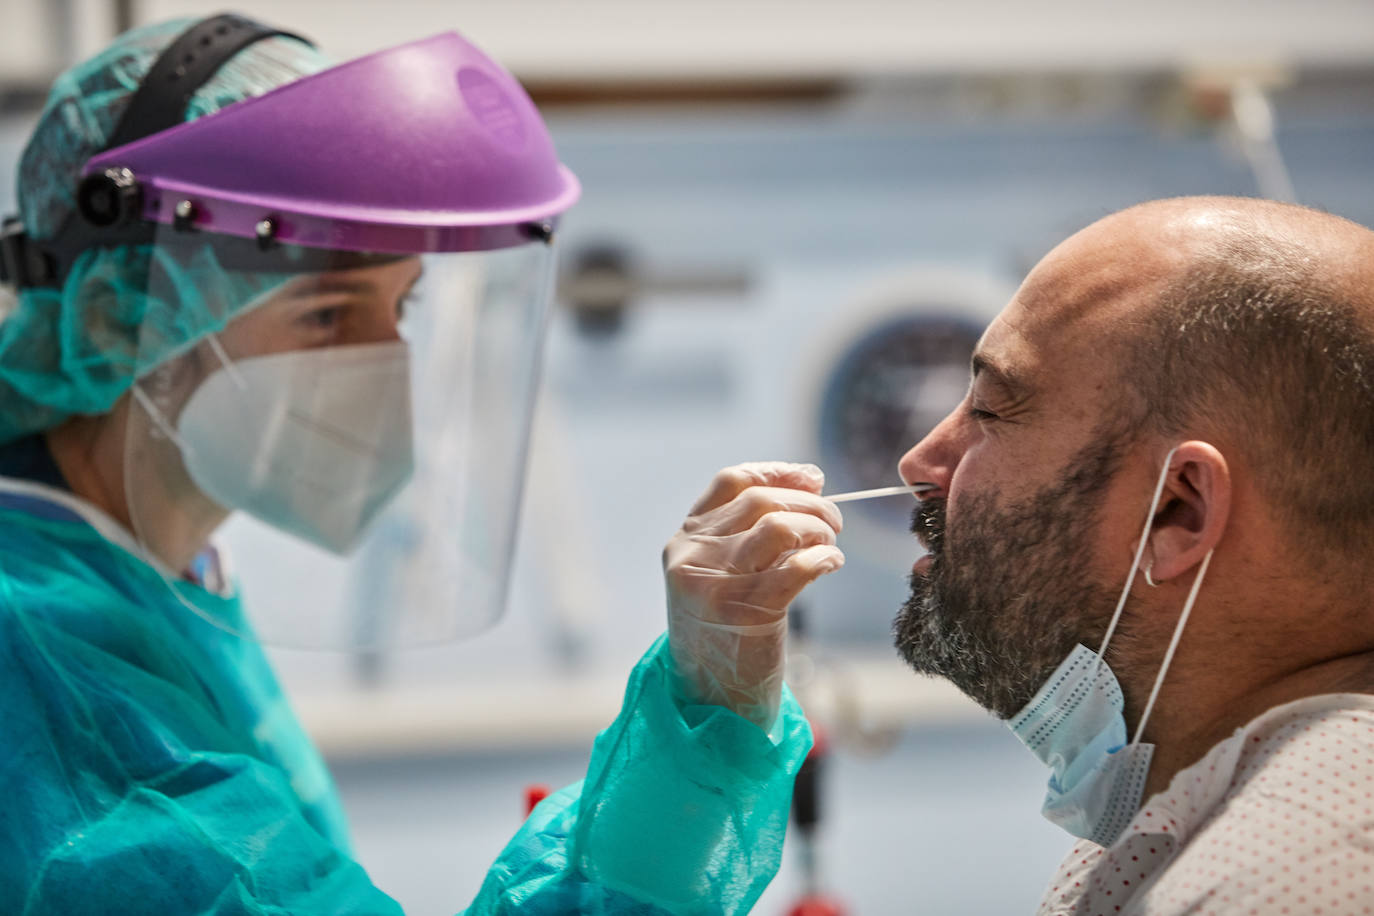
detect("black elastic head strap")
(103, 13), (311, 152)
(0, 13), (313, 289)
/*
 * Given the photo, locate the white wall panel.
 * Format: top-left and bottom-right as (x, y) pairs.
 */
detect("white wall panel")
(5, 0), (1374, 84)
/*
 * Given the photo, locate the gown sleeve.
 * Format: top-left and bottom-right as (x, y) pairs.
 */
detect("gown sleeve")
(463, 635), (813, 915)
(0, 518), (810, 916)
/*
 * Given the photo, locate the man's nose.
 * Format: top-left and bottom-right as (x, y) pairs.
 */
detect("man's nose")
(898, 409), (965, 498)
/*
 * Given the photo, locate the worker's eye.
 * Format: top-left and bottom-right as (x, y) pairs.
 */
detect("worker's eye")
(967, 405), (999, 422)
(298, 305), (345, 330)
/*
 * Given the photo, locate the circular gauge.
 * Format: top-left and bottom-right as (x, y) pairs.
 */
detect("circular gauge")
(817, 312), (983, 531)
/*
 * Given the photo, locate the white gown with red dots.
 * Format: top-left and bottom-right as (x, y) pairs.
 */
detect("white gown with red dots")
(1036, 694), (1374, 916)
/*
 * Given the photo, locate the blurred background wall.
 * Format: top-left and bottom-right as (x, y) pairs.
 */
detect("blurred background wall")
(3, 2), (1374, 913)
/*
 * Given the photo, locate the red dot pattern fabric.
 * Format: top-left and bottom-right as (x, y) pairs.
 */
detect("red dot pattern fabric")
(1035, 694), (1374, 916)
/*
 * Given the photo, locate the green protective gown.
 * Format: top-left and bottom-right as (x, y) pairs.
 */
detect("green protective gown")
(0, 483), (812, 915)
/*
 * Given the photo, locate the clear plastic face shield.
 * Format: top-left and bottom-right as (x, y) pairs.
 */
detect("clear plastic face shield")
(0, 26), (580, 649)
(125, 231), (556, 648)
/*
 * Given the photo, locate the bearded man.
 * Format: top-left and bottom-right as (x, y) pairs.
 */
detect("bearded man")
(664, 196), (1374, 914)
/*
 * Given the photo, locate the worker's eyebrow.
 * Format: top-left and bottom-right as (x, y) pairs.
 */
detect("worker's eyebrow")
(280, 276), (378, 299)
(970, 351), (1030, 398)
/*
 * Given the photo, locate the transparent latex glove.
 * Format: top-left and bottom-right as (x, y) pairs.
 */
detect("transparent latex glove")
(663, 462), (844, 732)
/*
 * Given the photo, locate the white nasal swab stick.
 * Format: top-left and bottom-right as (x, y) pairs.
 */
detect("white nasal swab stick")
(826, 483), (936, 503)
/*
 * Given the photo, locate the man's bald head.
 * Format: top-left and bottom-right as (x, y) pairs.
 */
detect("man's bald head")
(1108, 196), (1374, 566)
(894, 196), (1374, 719)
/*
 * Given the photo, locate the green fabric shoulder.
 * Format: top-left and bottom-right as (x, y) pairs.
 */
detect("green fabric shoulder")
(0, 502), (393, 914)
(0, 498), (811, 915)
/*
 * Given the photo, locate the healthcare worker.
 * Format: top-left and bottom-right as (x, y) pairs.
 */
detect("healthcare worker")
(0, 14), (819, 914)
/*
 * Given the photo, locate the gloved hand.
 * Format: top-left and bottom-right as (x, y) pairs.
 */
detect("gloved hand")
(663, 462), (844, 732)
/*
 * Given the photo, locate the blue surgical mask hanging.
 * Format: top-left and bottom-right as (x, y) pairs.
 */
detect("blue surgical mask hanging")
(1006, 445), (1215, 847)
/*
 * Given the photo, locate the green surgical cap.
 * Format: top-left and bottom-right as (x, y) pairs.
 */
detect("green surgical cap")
(0, 18), (331, 445)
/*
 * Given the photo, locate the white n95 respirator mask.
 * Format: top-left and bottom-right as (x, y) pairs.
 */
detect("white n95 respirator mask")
(173, 341), (415, 555)
(125, 239), (557, 650)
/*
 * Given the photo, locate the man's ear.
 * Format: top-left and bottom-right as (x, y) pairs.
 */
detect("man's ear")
(1147, 441), (1230, 583)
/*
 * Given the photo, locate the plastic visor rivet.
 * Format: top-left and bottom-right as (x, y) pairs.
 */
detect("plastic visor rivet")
(173, 200), (197, 232)
(523, 222), (555, 244)
(77, 167), (140, 227)
(254, 217), (278, 250)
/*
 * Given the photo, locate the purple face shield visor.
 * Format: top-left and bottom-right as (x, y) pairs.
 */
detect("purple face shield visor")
(84, 30), (580, 254)
(57, 28), (582, 649)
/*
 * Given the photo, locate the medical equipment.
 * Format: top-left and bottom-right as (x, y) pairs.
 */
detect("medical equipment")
(825, 483), (933, 503)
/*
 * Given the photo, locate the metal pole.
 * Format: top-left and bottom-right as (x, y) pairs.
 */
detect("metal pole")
(44, 0), (77, 68)
(1231, 80), (1298, 203)
(114, 0), (137, 35)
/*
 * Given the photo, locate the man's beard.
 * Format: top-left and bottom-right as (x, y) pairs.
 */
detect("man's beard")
(893, 437), (1131, 719)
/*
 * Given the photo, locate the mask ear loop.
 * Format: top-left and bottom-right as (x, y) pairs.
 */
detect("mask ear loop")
(130, 384), (192, 452)
(1092, 445), (1181, 674)
(203, 333), (247, 390)
(1130, 549), (1212, 745)
(1090, 444), (1216, 744)
(130, 332), (244, 455)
